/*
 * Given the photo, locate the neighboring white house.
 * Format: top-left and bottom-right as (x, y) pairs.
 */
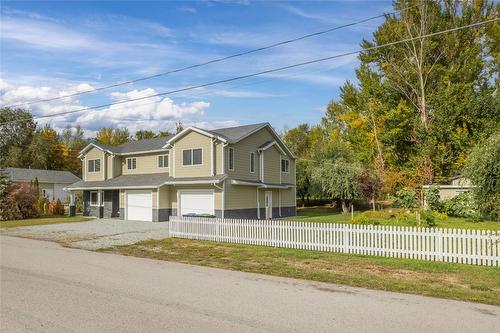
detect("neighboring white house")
(422, 174), (472, 202)
(3, 167), (81, 201)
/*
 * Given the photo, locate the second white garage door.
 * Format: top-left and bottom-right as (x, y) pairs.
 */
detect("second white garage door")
(126, 190), (152, 221)
(179, 190), (215, 216)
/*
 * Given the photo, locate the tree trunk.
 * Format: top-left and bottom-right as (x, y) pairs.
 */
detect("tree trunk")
(371, 194), (376, 211)
(341, 200), (348, 213)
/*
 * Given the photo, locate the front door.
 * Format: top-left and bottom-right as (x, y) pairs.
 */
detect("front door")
(265, 191), (272, 219)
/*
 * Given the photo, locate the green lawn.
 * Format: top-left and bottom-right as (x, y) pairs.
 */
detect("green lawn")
(107, 238), (500, 305)
(293, 206), (500, 230)
(0, 215), (93, 229)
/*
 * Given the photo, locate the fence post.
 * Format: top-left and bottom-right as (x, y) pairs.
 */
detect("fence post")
(343, 224), (349, 253)
(438, 228), (443, 261)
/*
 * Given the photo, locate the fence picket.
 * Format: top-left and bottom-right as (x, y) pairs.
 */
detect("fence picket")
(167, 216), (499, 267)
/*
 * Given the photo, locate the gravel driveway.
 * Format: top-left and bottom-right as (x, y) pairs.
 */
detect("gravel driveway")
(1, 219), (170, 250)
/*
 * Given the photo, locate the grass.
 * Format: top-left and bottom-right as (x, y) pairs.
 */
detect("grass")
(107, 238), (500, 305)
(0, 215), (93, 229)
(294, 206), (500, 230)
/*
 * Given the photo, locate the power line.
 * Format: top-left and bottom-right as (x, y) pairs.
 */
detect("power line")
(3, 4), (423, 108)
(1, 18), (498, 126)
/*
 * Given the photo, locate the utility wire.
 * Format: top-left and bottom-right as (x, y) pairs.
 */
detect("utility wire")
(1, 18), (498, 126)
(3, 4), (423, 108)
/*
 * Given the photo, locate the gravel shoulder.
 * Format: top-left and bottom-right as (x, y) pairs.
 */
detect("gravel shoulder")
(0, 219), (170, 250)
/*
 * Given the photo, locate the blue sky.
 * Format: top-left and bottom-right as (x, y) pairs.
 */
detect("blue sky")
(0, 0), (392, 136)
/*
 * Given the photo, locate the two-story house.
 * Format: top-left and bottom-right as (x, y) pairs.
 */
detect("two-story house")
(66, 123), (296, 221)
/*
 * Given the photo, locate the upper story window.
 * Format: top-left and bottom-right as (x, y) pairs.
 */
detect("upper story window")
(183, 148), (202, 166)
(228, 147), (234, 171)
(250, 152), (255, 173)
(158, 155), (168, 168)
(127, 157), (137, 170)
(88, 159), (101, 173)
(281, 159), (290, 173)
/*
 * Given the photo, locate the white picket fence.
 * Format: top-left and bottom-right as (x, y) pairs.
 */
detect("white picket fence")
(169, 216), (500, 266)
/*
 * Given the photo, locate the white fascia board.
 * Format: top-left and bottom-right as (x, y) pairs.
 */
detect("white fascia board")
(230, 179), (292, 189)
(78, 143), (114, 159)
(162, 127), (227, 148)
(118, 149), (169, 156)
(161, 175), (227, 186)
(258, 141), (286, 156)
(65, 185), (159, 191)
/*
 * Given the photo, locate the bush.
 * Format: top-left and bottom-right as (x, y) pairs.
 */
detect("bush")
(352, 213), (380, 225)
(442, 192), (478, 218)
(0, 183), (39, 220)
(394, 187), (418, 209)
(47, 199), (65, 215)
(424, 185), (441, 211)
(419, 210), (437, 228)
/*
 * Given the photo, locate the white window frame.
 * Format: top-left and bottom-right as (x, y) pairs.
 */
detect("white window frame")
(127, 157), (137, 170)
(250, 152), (255, 173)
(90, 191), (99, 206)
(228, 147), (234, 171)
(87, 159), (101, 173)
(281, 159), (290, 173)
(158, 154), (169, 168)
(182, 148), (203, 166)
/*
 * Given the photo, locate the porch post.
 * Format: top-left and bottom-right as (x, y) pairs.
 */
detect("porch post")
(68, 192), (76, 217)
(97, 190), (103, 218)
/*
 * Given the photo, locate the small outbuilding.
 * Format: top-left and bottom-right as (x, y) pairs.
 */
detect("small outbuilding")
(3, 167), (81, 201)
(422, 174), (472, 201)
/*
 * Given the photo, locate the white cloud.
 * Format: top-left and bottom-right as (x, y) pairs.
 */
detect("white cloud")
(0, 81), (221, 137)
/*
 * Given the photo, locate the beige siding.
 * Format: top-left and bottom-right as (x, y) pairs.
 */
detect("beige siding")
(121, 152), (169, 175)
(215, 142), (223, 175)
(281, 158), (295, 184)
(225, 182), (258, 209)
(263, 146), (280, 184)
(158, 185), (170, 209)
(173, 132), (212, 177)
(280, 188), (296, 206)
(119, 190), (125, 209)
(227, 127), (277, 180)
(152, 189), (158, 209)
(85, 147), (105, 181)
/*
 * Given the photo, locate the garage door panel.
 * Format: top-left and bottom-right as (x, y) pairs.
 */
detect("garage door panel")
(179, 190), (214, 216)
(127, 190), (152, 221)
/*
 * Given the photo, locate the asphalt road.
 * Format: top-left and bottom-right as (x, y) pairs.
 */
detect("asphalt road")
(1, 236), (498, 332)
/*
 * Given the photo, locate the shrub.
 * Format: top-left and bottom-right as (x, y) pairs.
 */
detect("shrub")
(419, 210), (437, 228)
(352, 213), (380, 225)
(395, 210), (417, 225)
(394, 187), (418, 209)
(48, 199), (65, 215)
(36, 196), (48, 215)
(442, 192), (478, 218)
(0, 183), (39, 220)
(424, 185), (441, 211)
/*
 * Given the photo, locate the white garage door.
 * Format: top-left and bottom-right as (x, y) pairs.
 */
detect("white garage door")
(179, 190), (214, 216)
(126, 190), (152, 221)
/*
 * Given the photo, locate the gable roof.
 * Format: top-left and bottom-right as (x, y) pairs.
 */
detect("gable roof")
(78, 122), (295, 159)
(3, 168), (81, 184)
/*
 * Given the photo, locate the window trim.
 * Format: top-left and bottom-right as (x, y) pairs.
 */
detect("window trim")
(250, 152), (255, 173)
(87, 159), (101, 173)
(158, 154), (169, 169)
(89, 191), (99, 206)
(228, 147), (234, 171)
(182, 148), (203, 166)
(281, 159), (290, 173)
(126, 157), (137, 170)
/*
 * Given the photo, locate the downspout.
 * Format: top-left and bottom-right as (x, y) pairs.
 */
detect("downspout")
(213, 181), (224, 219)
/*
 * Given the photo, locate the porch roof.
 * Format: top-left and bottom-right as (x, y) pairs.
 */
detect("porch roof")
(230, 179), (294, 189)
(66, 174), (226, 190)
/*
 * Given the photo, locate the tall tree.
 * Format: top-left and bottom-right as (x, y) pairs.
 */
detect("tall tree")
(134, 130), (156, 140)
(96, 128), (130, 145)
(0, 108), (37, 168)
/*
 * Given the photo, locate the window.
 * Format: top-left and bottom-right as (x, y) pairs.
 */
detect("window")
(281, 159), (290, 173)
(228, 147), (234, 171)
(250, 152), (255, 173)
(158, 155), (168, 168)
(90, 191), (98, 206)
(88, 159), (101, 173)
(127, 158), (137, 170)
(182, 149), (203, 166)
